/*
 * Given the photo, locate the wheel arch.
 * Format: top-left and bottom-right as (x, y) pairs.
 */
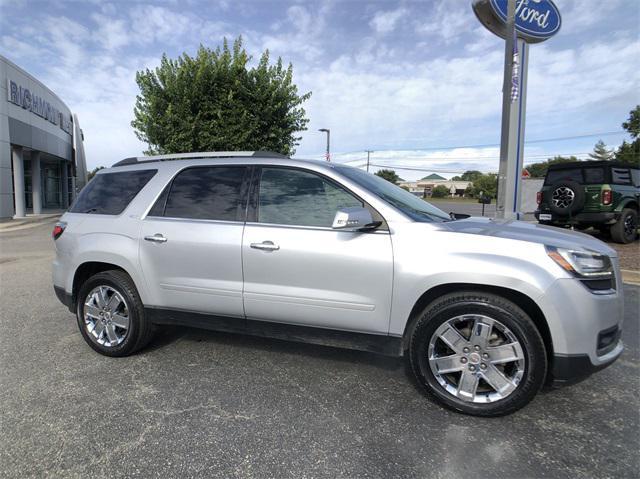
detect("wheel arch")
(619, 198), (638, 212)
(72, 262), (133, 312)
(402, 283), (553, 365)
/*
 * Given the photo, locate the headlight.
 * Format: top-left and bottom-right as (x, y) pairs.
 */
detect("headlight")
(546, 246), (613, 278)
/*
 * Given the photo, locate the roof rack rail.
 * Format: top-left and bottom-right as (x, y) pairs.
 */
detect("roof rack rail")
(112, 151), (289, 167)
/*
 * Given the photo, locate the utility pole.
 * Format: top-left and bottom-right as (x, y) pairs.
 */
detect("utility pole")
(365, 150), (373, 172)
(318, 128), (330, 162)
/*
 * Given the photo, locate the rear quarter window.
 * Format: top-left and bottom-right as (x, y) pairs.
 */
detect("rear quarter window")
(611, 168), (632, 185)
(70, 169), (157, 215)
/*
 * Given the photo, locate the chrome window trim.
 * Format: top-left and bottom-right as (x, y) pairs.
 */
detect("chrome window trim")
(244, 221), (390, 234)
(143, 216), (245, 227)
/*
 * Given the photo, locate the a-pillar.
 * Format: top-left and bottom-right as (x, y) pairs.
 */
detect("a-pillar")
(12, 146), (25, 218)
(31, 152), (42, 215)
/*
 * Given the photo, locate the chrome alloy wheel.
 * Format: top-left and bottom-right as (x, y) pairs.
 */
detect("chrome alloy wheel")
(83, 285), (130, 347)
(551, 187), (575, 209)
(428, 315), (525, 403)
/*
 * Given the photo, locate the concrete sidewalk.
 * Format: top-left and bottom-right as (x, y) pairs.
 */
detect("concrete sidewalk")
(0, 212), (62, 233)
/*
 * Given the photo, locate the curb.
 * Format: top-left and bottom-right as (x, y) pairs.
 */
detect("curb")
(621, 269), (640, 286)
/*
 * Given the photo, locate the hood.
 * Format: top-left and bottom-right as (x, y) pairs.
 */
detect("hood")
(439, 217), (617, 257)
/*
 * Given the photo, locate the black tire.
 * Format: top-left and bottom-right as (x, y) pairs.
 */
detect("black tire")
(610, 208), (638, 244)
(548, 180), (585, 217)
(409, 291), (547, 417)
(76, 270), (154, 357)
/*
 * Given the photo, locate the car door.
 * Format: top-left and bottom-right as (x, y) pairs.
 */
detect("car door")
(242, 166), (394, 334)
(139, 165), (249, 318)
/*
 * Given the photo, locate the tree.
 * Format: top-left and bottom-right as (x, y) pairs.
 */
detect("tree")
(589, 140), (614, 161)
(431, 185), (450, 198)
(375, 169), (401, 184)
(525, 156), (579, 178)
(451, 170), (483, 182)
(88, 166), (104, 180)
(132, 37), (311, 157)
(615, 105), (640, 167)
(465, 173), (498, 198)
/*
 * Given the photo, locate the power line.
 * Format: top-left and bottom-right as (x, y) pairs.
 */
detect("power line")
(332, 130), (625, 156)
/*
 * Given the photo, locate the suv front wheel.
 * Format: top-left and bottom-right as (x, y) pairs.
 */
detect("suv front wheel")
(409, 291), (547, 416)
(76, 270), (154, 356)
(610, 208), (638, 244)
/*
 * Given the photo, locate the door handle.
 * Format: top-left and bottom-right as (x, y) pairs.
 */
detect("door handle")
(250, 241), (280, 251)
(144, 234), (167, 243)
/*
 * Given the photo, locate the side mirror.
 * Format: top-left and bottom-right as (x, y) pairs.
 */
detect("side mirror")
(332, 207), (376, 231)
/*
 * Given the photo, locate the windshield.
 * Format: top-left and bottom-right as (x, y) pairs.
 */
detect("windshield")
(334, 165), (451, 222)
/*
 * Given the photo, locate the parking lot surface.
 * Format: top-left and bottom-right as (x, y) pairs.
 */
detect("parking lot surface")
(1, 223), (638, 478)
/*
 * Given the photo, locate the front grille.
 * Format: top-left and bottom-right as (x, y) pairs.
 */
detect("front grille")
(597, 325), (621, 356)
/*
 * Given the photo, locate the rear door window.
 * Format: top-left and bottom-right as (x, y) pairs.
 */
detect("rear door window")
(157, 166), (248, 221)
(70, 169), (157, 215)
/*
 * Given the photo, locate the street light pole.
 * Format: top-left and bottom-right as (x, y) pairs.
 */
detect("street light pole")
(318, 128), (330, 162)
(366, 150), (373, 172)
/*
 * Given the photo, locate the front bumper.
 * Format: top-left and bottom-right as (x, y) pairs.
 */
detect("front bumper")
(538, 277), (625, 384)
(551, 340), (623, 385)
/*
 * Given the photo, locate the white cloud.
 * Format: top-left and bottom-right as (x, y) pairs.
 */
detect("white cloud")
(370, 7), (408, 34)
(415, 0), (475, 43)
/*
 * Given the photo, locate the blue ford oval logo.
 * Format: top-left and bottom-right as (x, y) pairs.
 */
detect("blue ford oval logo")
(490, 0), (561, 40)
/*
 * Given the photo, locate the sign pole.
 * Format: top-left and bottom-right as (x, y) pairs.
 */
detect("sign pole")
(472, 0), (560, 219)
(496, 0), (517, 219)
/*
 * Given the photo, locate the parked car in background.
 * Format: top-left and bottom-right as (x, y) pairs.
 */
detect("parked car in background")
(535, 161), (639, 243)
(53, 152), (624, 416)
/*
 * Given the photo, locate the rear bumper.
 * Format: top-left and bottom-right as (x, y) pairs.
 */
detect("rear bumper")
(535, 209), (619, 225)
(54, 285), (74, 312)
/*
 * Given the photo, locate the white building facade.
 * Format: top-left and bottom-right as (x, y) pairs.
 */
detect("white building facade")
(0, 55), (87, 218)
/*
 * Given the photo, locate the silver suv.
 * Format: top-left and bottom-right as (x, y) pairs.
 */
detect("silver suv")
(52, 152), (624, 416)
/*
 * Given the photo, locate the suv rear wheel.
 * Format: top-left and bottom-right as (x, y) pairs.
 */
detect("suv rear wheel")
(409, 291), (547, 416)
(610, 208), (638, 244)
(76, 270), (154, 356)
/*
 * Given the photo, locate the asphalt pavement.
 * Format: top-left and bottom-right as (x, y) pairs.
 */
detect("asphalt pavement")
(0, 223), (638, 478)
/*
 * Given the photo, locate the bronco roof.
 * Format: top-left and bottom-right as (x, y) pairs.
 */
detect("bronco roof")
(547, 160), (637, 171)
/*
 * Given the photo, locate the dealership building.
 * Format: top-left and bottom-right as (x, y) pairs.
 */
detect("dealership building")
(1, 55), (87, 219)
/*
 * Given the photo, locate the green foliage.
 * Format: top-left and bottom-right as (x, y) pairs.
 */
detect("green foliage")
(451, 170), (483, 182)
(88, 166), (105, 180)
(132, 37), (311, 156)
(466, 173), (498, 198)
(615, 106), (640, 167)
(374, 169), (401, 185)
(431, 185), (450, 198)
(525, 156), (580, 178)
(589, 140), (614, 161)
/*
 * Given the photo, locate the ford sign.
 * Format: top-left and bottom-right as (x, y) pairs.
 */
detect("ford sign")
(473, 0), (561, 43)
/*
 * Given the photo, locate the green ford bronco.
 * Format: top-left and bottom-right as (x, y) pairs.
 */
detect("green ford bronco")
(535, 161), (639, 243)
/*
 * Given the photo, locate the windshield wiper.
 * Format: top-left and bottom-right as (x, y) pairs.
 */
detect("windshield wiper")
(83, 208), (98, 214)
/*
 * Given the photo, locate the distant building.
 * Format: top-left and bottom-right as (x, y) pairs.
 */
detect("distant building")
(399, 176), (472, 198)
(1, 55), (88, 218)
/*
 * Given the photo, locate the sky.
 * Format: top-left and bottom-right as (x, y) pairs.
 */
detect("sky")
(1, 0), (638, 180)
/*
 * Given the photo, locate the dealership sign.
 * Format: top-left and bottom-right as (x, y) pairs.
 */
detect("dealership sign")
(6, 79), (72, 135)
(473, 0), (561, 43)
